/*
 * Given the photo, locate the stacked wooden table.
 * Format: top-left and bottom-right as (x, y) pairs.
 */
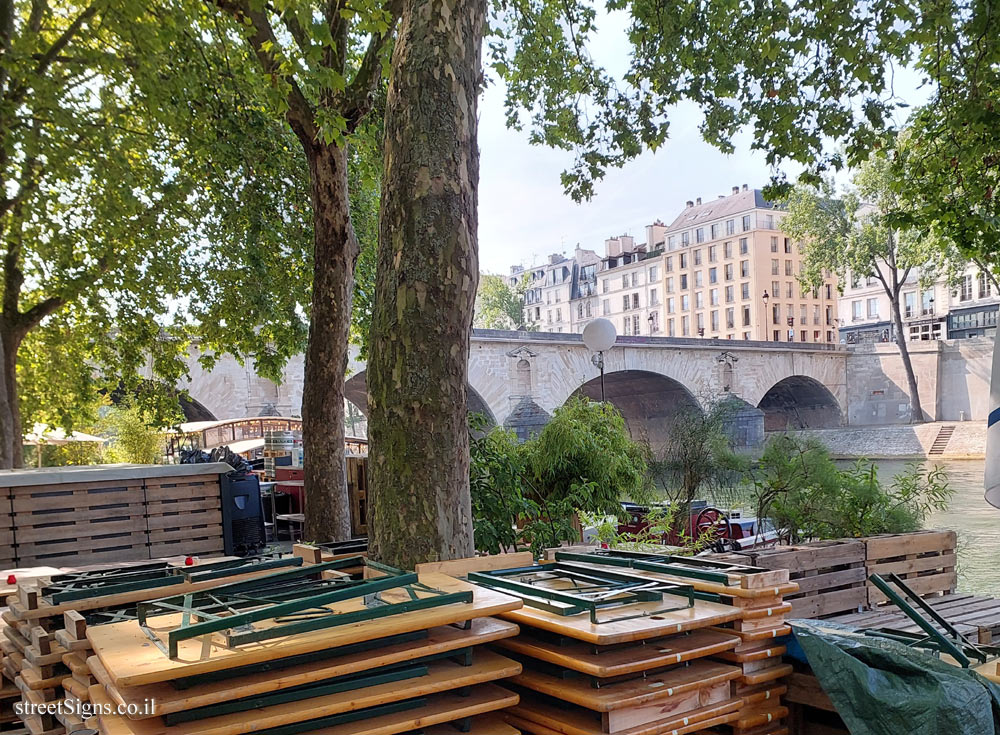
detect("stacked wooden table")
(481, 550), (798, 735)
(1, 556), (302, 735)
(82, 560), (524, 735)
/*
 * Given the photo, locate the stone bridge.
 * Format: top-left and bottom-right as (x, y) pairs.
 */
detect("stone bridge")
(178, 329), (848, 443)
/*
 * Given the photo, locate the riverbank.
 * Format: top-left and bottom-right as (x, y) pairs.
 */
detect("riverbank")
(788, 420), (985, 459)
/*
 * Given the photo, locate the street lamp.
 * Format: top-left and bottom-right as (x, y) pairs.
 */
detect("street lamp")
(583, 318), (617, 402)
(762, 291), (770, 340)
(647, 313), (655, 333)
(787, 316), (795, 341)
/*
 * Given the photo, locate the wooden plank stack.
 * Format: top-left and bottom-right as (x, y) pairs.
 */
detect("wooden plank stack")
(864, 530), (957, 607)
(722, 540), (866, 620)
(83, 566), (525, 735)
(144, 475), (224, 559)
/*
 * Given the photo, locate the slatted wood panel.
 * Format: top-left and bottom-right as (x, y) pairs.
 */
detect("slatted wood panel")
(864, 530), (957, 607)
(0, 489), (15, 569)
(143, 475), (224, 558)
(723, 540), (867, 619)
(9, 479), (147, 567)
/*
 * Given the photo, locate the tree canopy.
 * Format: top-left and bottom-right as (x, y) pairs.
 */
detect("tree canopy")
(474, 274), (527, 330)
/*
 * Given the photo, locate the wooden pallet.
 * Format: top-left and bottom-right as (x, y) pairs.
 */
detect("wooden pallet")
(864, 530), (957, 607)
(723, 540), (867, 619)
(144, 475), (224, 558)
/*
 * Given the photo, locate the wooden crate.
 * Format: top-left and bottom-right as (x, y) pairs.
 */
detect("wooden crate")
(730, 540), (867, 619)
(144, 475), (224, 558)
(864, 530), (957, 607)
(9, 479), (147, 567)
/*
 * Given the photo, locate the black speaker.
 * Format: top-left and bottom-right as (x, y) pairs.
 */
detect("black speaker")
(221, 473), (266, 556)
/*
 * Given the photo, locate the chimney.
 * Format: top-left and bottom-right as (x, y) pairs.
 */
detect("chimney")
(686, 200), (694, 208)
(718, 195), (724, 199)
(742, 184), (748, 191)
(732, 186), (739, 195)
(696, 197), (702, 205)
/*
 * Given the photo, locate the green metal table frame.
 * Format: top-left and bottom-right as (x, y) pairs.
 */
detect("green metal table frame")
(137, 557), (473, 658)
(554, 549), (768, 587)
(41, 555), (302, 605)
(867, 572), (1000, 668)
(468, 561), (695, 624)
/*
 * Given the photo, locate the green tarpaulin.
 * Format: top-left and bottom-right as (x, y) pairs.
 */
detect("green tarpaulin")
(792, 619), (1000, 734)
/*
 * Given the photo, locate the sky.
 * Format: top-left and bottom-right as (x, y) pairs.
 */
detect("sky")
(475, 13), (930, 276)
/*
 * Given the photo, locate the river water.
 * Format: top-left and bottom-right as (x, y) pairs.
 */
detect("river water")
(869, 459), (995, 595)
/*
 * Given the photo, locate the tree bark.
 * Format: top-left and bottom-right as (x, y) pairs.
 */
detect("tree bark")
(0, 324), (22, 467)
(301, 143), (357, 542)
(0, 333), (12, 469)
(889, 295), (924, 423)
(368, 0), (484, 568)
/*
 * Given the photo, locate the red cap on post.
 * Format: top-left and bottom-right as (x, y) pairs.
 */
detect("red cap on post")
(6, 575), (15, 585)
(184, 556), (195, 566)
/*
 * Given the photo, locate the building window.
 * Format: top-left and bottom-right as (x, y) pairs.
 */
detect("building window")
(682, 231), (690, 246)
(770, 237), (778, 253)
(602, 299), (609, 315)
(725, 264), (734, 281)
(739, 238), (748, 254)
(709, 245), (718, 262)
(800, 305), (807, 324)
(825, 305), (832, 325)
(784, 238), (792, 254)
(867, 297), (879, 318)
(711, 224), (720, 239)
(742, 215), (751, 231)
(682, 315), (690, 336)
(631, 272), (639, 287)
(772, 304), (780, 324)
(632, 293), (639, 309)
(744, 331), (751, 340)
(547, 310), (552, 323)
(696, 228), (705, 243)
(710, 289), (719, 306)
(852, 300), (863, 321)
(695, 271), (704, 288)
(649, 311), (659, 332)
(980, 272), (992, 299)
(623, 317), (631, 335)
(602, 279), (608, 294)
(711, 311), (720, 331)
(725, 286), (734, 303)
(813, 305), (820, 324)
(726, 308), (735, 329)
(695, 291), (704, 308)
(622, 275), (628, 289)
(904, 291), (916, 318)
(666, 257), (673, 272)
(724, 241), (733, 258)
(959, 274), (973, 301)
(726, 219), (735, 235)
(694, 249), (702, 266)
(771, 259), (779, 276)
(825, 284), (832, 300)
(650, 288), (659, 305)
(709, 267), (718, 284)
(765, 214), (775, 229)
(681, 294), (690, 310)
(786, 282), (793, 299)
(772, 280), (780, 296)
(666, 277), (674, 293)
(556, 308), (562, 322)
(697, 312), (705, 330)
(586, 301), (592, 317)
(680, 274), (688, 289)
(742, 306), (751, 327)
(649, 265), (658, 281)
(741, 260), (750, 278)
(922, 289), (935, 315)
(741, 282), (750, 300)
(785, 260), (793, 276)
(633, 315), (640, 335)
(680, 253), (688, 268)
(622, 295), (629, 311)
(668, 318), (675, 336)
(774, 330), (780, 341)
(667, 235), (676, 249)
(578, 303), (584, 319)
(667, 297), (675, 314)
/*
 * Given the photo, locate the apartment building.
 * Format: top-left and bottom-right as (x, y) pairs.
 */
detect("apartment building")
(508, 184), (840, 342)
(510, 248), (599, 332)
(839, 263), (998, 343)
(636, 186), (838, 342)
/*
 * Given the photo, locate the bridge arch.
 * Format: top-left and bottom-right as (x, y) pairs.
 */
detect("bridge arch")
(343, 370), (498, 426)
(569, 370), (702, 447)
(757, 375), (843, 431)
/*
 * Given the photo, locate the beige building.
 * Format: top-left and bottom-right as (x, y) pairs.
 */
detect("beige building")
(598, 186), (839, 343)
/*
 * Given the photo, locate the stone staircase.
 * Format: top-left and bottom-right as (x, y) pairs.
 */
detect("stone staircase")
(928, 424), (956, 455)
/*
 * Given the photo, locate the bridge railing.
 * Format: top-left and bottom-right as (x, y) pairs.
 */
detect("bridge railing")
(472, 328), (845, 352)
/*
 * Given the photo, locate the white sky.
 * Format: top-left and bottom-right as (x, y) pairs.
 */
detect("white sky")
(476, 12), (930, 275)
